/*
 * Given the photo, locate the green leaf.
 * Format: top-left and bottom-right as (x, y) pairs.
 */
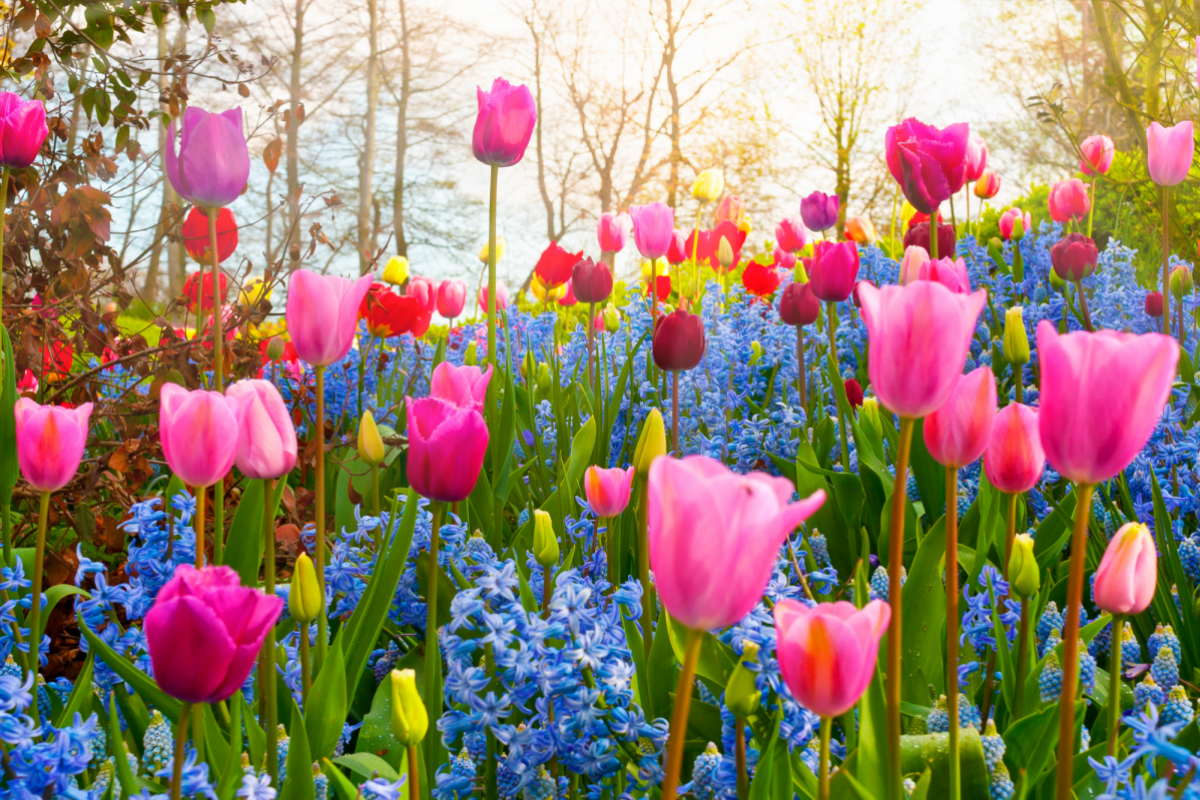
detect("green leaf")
(0, 327), (17, 508)
(307, 638), (349, 762)
(829, 768), (874, 800)
(79, 615), (182, 721)
(853, 668), (888, 798)
(38, 584), (90, 643)
(1033, 489), (1077, 574)
(898, 729), (989, 799)
(240, 692), (265, 774)
(909, 769), (933, 800)
(908, 419), (946, 520)
(901, 516), (946, 702)
(664, 613), (736, 688)
(324, 758), (365, 800)
(53, 652), (93, 728)
(215, 688), (244, 800)
(224, 479), (280, 587)
(108, 693), (139, 796)
(647, 608), (677, 724)
(746, 722), (778, 800)
(281, 699), (316, 800)
(333, 752), (400, 782)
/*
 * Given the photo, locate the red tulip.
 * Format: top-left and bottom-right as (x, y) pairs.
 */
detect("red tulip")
(646, 274), (672, 301)
(584, 465), (635, 518)
(779, 282), (820, 326)
(182, 207), (238, 264)
(999, 209), (1031, 241)
(844, 378), (864, 408)
(902, 221), (956, 259)
(596, 211), (632, 253)
(182, 271), (229, 314)
(573, 257), (614, 304)
(666, 229), (690, 265)
(742, 263), (781, 298)
(534, 241), (583, 289)
(652, 309), (705, 371)
(1145, 291), (1164, 318)
(1050, 233), (1099, 281)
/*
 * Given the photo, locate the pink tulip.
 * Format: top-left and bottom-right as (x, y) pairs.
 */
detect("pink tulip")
(629, 202), (675, 260)
(405, 396), (489, 503)
(1093, 522), (1157, 615)
(477, 282), (510, 312)
(1079, 135), (1115, 175)
(808, 240), (860, 302)
(472, 77), (537, 168)
(773, 599), (891, 718)
(1147, 121), (1194, 186)
(408, 276), (438, 314)
(918, 256), (971, 294)
(983, 403), (1045, 494)
(899, 246), (929, 285)
(14, 399), (92, 492)
(1036, 321), (1178, 485)
(160, 384), (249, 488)
(0, 92), (47, 169)
(430, 361), (492, 412)
(999, 208), (1031, 241)
(165, 106), (250, 209)
(666, 229), (689, 265)
(584, 465), (635, 518)
(227, 379), (297, 480)
(857, 281), (986, 419)
(597, 212), (633, 253)
(648, 455), (825, 630)
(965, 133), (988, 181)
(923, 367), (996, 469)
(286, 270), (375, 367)
(1047, 178), (1090, 223)
(775, 217), (810, 253)
(144, 565), (282, 704)
(885, 118), (970, 213)
(437, 280), (467, 319)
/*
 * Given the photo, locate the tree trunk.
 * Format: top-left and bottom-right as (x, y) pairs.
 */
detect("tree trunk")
(530, 4), (556, 241)
(391, 0), (410, 258)
(664, 0), (682, 210)
(287, 0), (305, 269)
(357, 0), (379, 274)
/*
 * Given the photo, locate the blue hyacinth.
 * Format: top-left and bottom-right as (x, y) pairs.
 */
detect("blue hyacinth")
(1162, 685), (1195, 727)
(1148, 624), (1181, 665)
(1151, 646), (1179, 692)
(1134, 675), (1166, 711)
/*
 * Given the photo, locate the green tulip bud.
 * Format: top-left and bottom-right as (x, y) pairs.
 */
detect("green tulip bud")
(1001, 306), (1029, 366)
(859, 397), (882, 442)
(749, 341), (763, 367)
(1171, 264), (1193, 298)
(1008, 533), (1039, 600)
(464, 341), (478, 366)
(724, 641), (762, 719)
(794, 260), (809, 284)
(536, 362), (552, 393)
(1011, 215), (1025, 240)
(633, 408), (667, 477)
(717, 237), (734, 269)
(603, 303), (620, 333)
(389, 668), (428, 746)
(1048, 267), (1066, 291)
(289, 553), (322, 623)
(533, 510), (559, 567)
(359, 410), (385, 466)
(266, 336), (286, 362)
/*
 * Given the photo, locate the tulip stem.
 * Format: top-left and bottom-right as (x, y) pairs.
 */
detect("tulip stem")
(1107, 613), (1124, 756)
(207, 207), (224, 391)
(170, 702), (192, 800)
(486, 164), (499, 367)
(371, 463), (382, 523)
(315, 364), (328, 668)
(1014, 598), (1030, 720)
(818, 715), (832, 800)
(1087, 175), (1097, 238)
(735, 720), (748, 800)
(24, 491), (49, 700)
(300, 618), (312, 704)
(195, 486), (206, 568)
(945, 467), (961, 800)
(1013, 364), (1023, 405)
(671, 371), (680, 455)
(796, 324), (807, 417)
(260, 478), (279, 786)
(1162, 187), (1170, 335)
(1074, 280), (1095, 331)
(1055, 482), (1094, 800)
(587, 301), (595, 387)
(214, 479), (225, 566)
(886, 416), (915, 800)
(825, 303), (849, 471)
(424, 499), (445, 783)
(407, 745), (419, 800)
(636, 477), (653, 662)
(0, 165), (8, 296)
(661, 626), (703, 800)
(929, 212), (939, 261)
(1004, 493), (1018, 579)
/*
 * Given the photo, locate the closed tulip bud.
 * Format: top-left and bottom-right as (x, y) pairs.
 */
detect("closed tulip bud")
(800, 191), (840, 233)
(974, 170), (1001, 199)
(266, 335), (286, 362)
(289, 553), (322, 623)
(464, 341), (478, 366)
(633, 408), (666, 477)
(923, 367), (997, 469)
(533, 509), (559, 567)
(1048, 267), (1066, 291)
(724, 641), (762, 719)
(0, 93), (47, 169)
(778, 281), (820, 326)
(999, 208), (1030, 242)
(1093, 523), (1157, 615)
(860, 398), (882, 442)
(1050, 233), (1099, 281)
(14, 400), (93, 492)
(652, 309), (706, 371)
(1171, 264), (1193, 297)
(717, 236), (734, 269)
(603, 303), (620, 333)
(691, 168), (724, 203)
(1008, 534), (1039, 599)
(1145, 291), (1165, 318)
(1080, 135), (1115, 176)
(359, 410), (385, 466)
(383, 256), (410, 286)
(227, 380), (298, 480)
(536, 362), (552, 393)
(749, 341), (763, 366)
(389, 668), (428, 746)
(845, 216), (876, 245)
(479, 237), (506, 265)
(1002, 306), (1029, 365)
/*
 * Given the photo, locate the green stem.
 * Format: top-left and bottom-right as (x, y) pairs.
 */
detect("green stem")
(818, 716), (832, 800)
(1055, 483), (1095, 800)
(1087, 175), (1097, 238)
(371, 463), (381, 521)
(300, 620), (311, 703)
(486, 165), (499, 367)
(260, 478), (279, 785)
(826, 303), (849, 471)
(191, 702), (204, 763)
(25, 491), (49, 698)
(929, 210), (939, 260)
(315, 364), (328, 668)
(195, 486), (206, 568)
(946, 467), (960, 800)
(1013, 364), (1023, 405)
(1004, 493), (1018, 579)
(425, 500), (445, 784)
(170, 702), (192, 800)
(214, 479), (225, 566)
(1014, 598), (1030, 720)
(887, 417), (915, 800)
(796, 325), (807, 418)
(637, 478), (653, 661)
(661, 627), (703, 800)
(671, 370), (680, 456)
(1107, 614), (1124, 756)
(207, 207), (224, 391)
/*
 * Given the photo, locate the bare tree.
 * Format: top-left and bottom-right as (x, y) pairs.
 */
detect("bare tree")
(357, 0), (380, 273)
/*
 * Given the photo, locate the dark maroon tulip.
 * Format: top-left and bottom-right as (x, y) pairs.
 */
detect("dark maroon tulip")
(572, 257), (613, 304)
(885, 118), (970, 213)
(800, 191), (839, 232)
(652, 309), (705, 371)
(779, 282), (820, 326)
(902, 221), (957, 259)
(1050, 233), (1099, 282)
(844, 378), (864, 408)
(808, 241), (860, 303)
(1145, 291), (1164, 318)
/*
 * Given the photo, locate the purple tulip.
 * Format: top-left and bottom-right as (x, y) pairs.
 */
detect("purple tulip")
(0, 93), (47, 169)
(406, 396), (489, 503)
(629, 202), (675, 260)
(885, 118), (970, 214)
(165, 107), (250, 209)
(799, 191), (839, 232)
(472, 78), (537, 168)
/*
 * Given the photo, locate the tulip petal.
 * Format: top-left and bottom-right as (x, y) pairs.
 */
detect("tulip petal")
(145, 596), (235, 704)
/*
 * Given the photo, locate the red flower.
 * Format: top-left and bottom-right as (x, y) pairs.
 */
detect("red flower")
(844, 378), (864, 407)
(43, 340), (73, 379)
(182, 207), (239, 264)
(534, 241), (583, 288)
(742, 263), (781, 298)
(182, 271), (229, 313)
(686, 221), (748, 270)
(652, 309), (706, 371)
(360, 284), (425, 337)
(646, 274), (672, 301)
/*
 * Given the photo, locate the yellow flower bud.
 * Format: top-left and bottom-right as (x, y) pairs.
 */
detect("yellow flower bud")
(479, 237), (507, 265)
(724, 641), (761, 719)
(1002, 307), (1030, 366)
(633, 408), (666, 477)
(382, 256), (410, 286)
(717, 237), (734, 269)
(1008, 534), (1040, 600)
(464, 341), (477, 366)
(289, 553), (321, 623)
(749, 341), (763, 366)
(359, 410), (385, 466)
(533, 510), (559, 568)
(389, 668), (428, 746)
(859, 398), (882, 442)
(690, 169), (724, 203)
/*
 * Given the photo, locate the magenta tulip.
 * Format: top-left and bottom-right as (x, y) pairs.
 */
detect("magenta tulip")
(165, 106), (250, 209)
(923, 367), (996, 469)
(286, 269), (375, 367)
(629, 202), (675, 260)
(773, 599), (891, 718)
(1079, 134), (1115, 176)
(1047, 178), (1090, 223)
(983, 404), (1045, 494)
(145, 565), (282, 704)
(857, 281), (986, 419)
(405, 396), (489, 503)
(1147, 121), (1194, 186)
(1036, 321), (1178, 485)
(1050, 233), (1099, 281)
(596, 212), (632, 253)
(429, 361), (492, 412)
(918, 256), (971, 294)
(1093, 522), (1157, 615)
(885, 118), (970, 213)
(584, 465), (635, 518)
(999, 208), (1031, 241)
(14, 399), (92, 492)
(800, 191), (839, 232)
(778, 281), (820, 326)
(808, 240), (860, 302)
(437, 280), (467, 320)
(0, 92), (47, 168)
(965, 133), (988, 181)
(775, 217), (810, 253)
(227, 379), (297, 480)
(160, 384), (248, 488)
(648, 455), (825, 630)
(472, 77), (537, 168)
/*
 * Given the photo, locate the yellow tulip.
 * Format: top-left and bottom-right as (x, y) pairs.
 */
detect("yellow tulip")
(478, 237), (507, 265)
(382, 256), (410, 286)
(690, 169), (724, 203)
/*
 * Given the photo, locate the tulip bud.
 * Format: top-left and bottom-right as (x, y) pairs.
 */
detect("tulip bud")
(1012, 215), (1025, 240)
(464, 341), (478, 366)
(717, 236), (734, 269)
(1008, 533), (1039, 599)
(603, 303), (620, 333)
(1048, 267), (1066, 291)
(1146, 291), (1165, 318)
(860, 398), (882, 443)
(724, 641), (761, 719)
(749, 341), (763, 366)
(793, 260), (809, 284)
(690, 169), (724, 203)
(359, 410), (385, 466)
(266, 336), (286, 362)
(389, 668), (428, 746)
(536, 363), (552, 393)
(1171, 264), (1193, 298)
(1002, 307), (1029, 366)
(289, 553), (322, 623)
(383, 256), (410, 286)
(633, 408), (666, 477)
(533, 509), (559, 567)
